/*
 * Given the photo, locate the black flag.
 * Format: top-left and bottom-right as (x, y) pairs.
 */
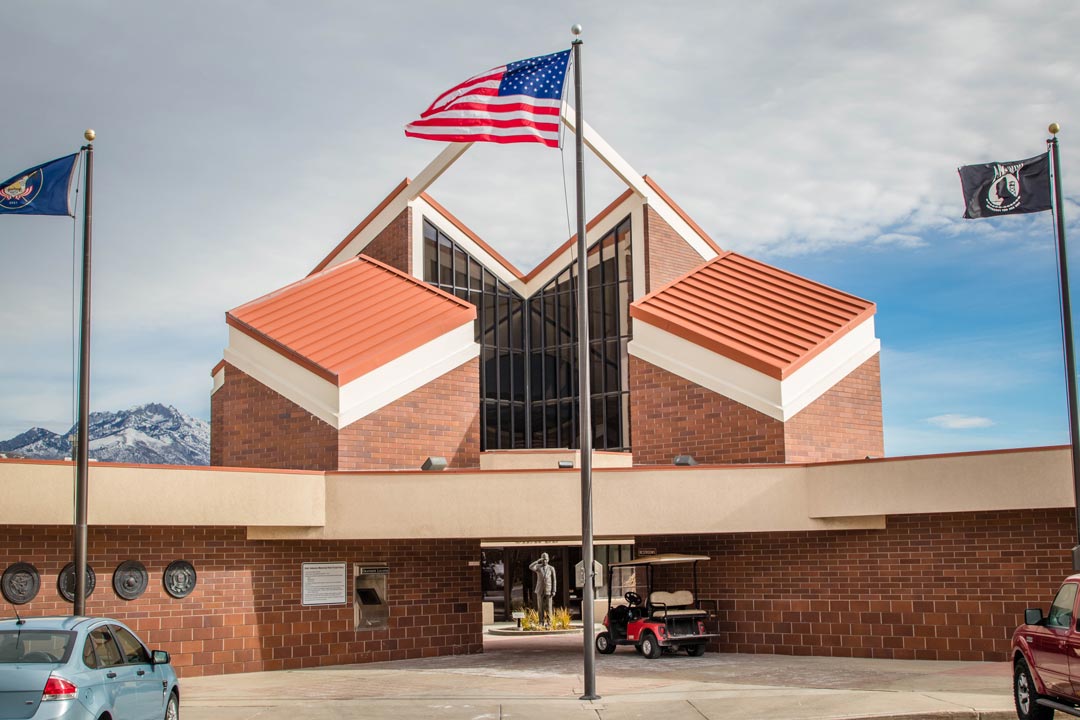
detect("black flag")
(958, 152), (1052, 219)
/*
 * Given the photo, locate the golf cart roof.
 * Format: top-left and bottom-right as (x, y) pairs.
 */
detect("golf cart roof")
(610, 553), (711, 568)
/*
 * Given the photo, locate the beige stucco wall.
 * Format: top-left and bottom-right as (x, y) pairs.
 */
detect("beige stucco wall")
(0, 446), (1069, 540)
(0, 460), (324, 527)
(804, 447), (1073, 518)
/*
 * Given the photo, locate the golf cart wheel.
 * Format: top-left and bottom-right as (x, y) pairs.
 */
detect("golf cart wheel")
(595, 631), (616, 655)
(639, 632), (663, 659)
(686, 643), (706, 657)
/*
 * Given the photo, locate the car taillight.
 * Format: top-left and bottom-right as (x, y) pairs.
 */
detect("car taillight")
(42, 676), (77, 701)
(657, 626), (667, 638)
(698, 621), (706, 633)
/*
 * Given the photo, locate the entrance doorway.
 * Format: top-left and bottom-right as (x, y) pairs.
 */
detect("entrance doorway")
(481, 543), (634, 622)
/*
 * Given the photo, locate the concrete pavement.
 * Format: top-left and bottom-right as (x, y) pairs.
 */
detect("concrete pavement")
(179, 629), (1018, 719)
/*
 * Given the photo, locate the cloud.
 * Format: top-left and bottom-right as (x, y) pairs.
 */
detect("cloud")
(925, 414), (995, 430)
(873, 233), (927, 249)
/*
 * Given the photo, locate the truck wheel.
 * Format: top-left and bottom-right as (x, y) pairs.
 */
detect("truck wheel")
(595, 632), (616, 655)
(1014, 658), (1054, 720)
(639, 632), (663, 659)
(686, 643), (706, 657)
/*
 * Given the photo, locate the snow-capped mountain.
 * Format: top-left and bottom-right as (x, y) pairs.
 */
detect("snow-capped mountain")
(0, 403), (210, 466)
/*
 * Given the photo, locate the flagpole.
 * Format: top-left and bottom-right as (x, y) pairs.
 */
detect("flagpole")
(74, 129), (95, 615)
(570, 24), (599, 702)
(1047, 124), (1080, 570)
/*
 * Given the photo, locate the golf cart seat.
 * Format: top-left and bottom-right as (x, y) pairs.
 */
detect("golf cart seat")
(649, 590), (708, 618)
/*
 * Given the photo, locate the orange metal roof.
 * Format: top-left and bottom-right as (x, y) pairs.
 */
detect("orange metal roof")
(630, 252), (875, 380)
(228, 255), (476, 386)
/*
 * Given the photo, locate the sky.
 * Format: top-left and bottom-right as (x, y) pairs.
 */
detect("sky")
(1, 0), (1078, 457)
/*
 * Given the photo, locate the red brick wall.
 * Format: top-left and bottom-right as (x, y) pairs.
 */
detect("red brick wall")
(213, 360), (481, 472)
(643, 509), (1073, 661)
(628, 356), (786, 465)
(642, 205), (707, 293)
(360, 208), (411, 274)
(211, 363), (337, 470)
(628, 354), (884, 465)
(784, 354), (884, 462)
(0, 526), (482, 677)
(337, 360), (481, 470)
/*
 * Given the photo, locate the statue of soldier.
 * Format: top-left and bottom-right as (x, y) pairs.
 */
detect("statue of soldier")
(529, 553), (557, 626)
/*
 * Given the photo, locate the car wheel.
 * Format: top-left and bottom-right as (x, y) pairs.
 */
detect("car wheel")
(1014, 659), (1053, 720)
(596, 631), (616, 655)
(639, 632), (663, 659)
(686, 643), (706, 657)
(165, 691), (179, 720)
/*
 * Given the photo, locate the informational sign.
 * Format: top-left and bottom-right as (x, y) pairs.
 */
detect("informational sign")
(301, 562), (347, 606)
(637, 547), (657, 556)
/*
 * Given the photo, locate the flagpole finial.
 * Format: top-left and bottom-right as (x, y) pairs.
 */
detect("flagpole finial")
(84, 129), (96, 142)
(571, 24), (582, 36)
(1049, 122), (1061, 136)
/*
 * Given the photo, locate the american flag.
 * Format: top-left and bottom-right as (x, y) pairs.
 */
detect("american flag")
(405, 49), (571, 148)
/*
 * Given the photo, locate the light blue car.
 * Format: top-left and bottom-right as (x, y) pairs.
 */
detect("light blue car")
(0, 616), (178, 720)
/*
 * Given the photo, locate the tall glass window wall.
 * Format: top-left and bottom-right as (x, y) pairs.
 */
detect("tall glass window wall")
(423, 217), (633, 451)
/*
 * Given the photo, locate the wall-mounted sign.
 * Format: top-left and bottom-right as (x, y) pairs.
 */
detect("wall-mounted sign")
(637, 548), (657, 556)
(302, 562), (347, 606)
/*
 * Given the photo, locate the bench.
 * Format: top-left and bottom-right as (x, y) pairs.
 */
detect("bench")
(649, 590), (708, 618)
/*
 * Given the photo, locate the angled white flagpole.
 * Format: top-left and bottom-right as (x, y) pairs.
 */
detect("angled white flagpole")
(570, 23), (599, 702)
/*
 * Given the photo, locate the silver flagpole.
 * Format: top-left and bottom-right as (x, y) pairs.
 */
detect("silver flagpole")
(74, 129), (95, 616)
(571, 24), (599, 701)
(1047, 123), (1080, 571)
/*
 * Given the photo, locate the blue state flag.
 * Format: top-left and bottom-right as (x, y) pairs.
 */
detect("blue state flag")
(0, 153), (78, 216)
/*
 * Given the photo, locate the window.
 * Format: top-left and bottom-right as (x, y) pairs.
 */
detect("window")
(111, 625), (151, 664)
(423, 221), (527, 449)
(423, 217), (634, 451)
(0, 630), (74, 664)
(82, 637), (98, 668)
(1048, 583), (1078, 628)
(89, 627), (125, 667)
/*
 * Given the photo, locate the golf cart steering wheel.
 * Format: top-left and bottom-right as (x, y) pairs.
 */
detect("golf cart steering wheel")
(624, 591), (642, 606)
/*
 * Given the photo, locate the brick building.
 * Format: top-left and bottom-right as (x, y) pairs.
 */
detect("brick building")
(0, 125), (1072, 676)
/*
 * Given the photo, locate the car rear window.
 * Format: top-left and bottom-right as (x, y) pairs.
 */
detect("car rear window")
(0, 630), (76, 664)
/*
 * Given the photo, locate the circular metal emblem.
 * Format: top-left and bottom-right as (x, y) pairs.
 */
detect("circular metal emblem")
(112, 560), (148, 601)
(163, 560), (196, 599)
(57, 562), (96, 603)
(1, 562), (41, 605)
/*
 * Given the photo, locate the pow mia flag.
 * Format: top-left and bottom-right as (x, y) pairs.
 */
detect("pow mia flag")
(958, 153), (1052, 219)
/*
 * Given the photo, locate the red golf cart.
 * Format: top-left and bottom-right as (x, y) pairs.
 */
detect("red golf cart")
(595, 553), (717, 658)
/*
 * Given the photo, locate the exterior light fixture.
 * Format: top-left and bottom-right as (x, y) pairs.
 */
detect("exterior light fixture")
(558, 460), (574, 469)
(673, 455), (697, 466)
(421, 456), (448, 471)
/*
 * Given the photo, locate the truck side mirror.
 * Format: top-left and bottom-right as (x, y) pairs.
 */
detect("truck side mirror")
(1025, 608), (1045, 626)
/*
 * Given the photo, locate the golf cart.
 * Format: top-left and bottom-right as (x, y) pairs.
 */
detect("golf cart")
(595, 553), (717, 658)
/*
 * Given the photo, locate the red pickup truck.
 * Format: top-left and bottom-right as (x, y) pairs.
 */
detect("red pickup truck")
(1013, 574), (1080, 719)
